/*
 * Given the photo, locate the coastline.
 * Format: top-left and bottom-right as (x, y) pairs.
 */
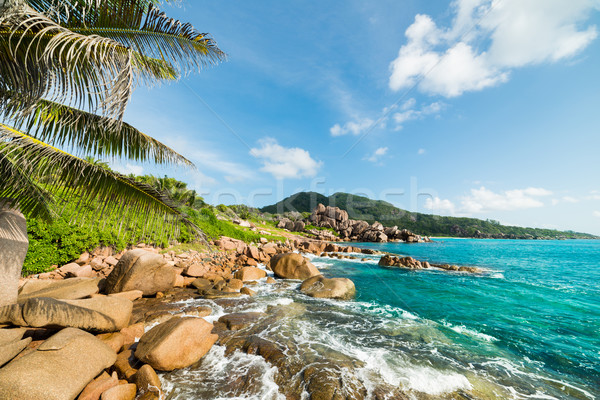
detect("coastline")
(2, 234), (597, 399)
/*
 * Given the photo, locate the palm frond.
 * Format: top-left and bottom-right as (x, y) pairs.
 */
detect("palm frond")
(0, 92), (194, 166)
(66, 3), (225, 76)
(0, 122), (191, 236)
(0, 3), (133, 121)
(0, 151), (53, 221)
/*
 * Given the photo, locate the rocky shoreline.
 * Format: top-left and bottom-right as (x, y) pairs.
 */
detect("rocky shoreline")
(0, 233), (484, 400)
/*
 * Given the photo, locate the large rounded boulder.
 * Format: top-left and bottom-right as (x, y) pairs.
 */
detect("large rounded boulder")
(105, 249), (176, 296)
(270, 253), (320, 280)
(135, 317), (217, 371)
(299, 275), (356, 300)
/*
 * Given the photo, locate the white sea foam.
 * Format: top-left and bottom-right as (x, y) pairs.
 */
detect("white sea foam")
(442, 321), (498, 342)
(161, 345), (284, 400)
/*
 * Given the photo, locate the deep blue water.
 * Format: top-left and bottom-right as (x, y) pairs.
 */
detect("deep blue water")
(329, 239), (600, 399)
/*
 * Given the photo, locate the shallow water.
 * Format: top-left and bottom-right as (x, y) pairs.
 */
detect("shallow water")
(162, 239), (600, 399)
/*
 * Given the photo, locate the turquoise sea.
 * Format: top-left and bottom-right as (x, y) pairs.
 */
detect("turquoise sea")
(163, 239), (600, 399)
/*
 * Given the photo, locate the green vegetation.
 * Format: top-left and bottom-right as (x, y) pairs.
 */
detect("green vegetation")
(261, 192), (598, 240)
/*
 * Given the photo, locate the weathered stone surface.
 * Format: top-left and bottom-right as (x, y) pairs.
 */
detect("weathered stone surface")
(105, 249), (176, 296)
(134, 364), (162, 398)
(100, 383), (136, 400)
(240, 287), (256, 296)
(0, 337), (31, 367)
(299, 275), (356, 300)
(0, 303), (26, 326)
(108, 290), (143, 302)
(0, 201), (28, 307)
(114, 349), (137, 380)
(96, 332), (125, 353)
(191, 278), (213, 291)
(0, 328), (117, 400)
(270, 253), (320, 280)
(234, 266), (267, 282)
(0, 327), (26, 345)
(226, 278), (244, 290)
(18, 278), (101, 302)
(78, 371), (118, 400)
(135, 317), (218, 371)
(2, 296), (133, 332)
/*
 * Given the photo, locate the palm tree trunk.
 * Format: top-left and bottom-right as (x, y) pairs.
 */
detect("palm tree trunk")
(0, 198), (28, 306)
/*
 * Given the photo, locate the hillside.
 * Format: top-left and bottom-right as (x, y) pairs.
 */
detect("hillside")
(260, 192), (598, 240)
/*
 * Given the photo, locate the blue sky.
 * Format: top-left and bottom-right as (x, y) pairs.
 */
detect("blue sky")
(118, 0), (600, 235)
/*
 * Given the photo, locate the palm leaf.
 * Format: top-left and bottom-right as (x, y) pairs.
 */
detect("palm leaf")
(0, 151), (53, 220)
(0, 122), (194, 237)
(0, 3), (133, 121)
(0, 91), (193, 166)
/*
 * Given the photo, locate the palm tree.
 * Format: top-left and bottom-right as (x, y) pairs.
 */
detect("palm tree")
(0, 0), (224, 236)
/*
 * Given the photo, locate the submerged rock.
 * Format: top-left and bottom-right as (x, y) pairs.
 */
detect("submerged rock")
(0, 328), (116, 400)
(270, 253), (320, 280)
(299, 275), (356, 300)
(135, 317), (218, 371)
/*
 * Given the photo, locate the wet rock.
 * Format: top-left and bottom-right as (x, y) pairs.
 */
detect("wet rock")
(270, 253), (320, 280)
(218, 312), (265, 331)
(135, 317), (218, 371)
(134, 364), (162, 399)
(299, 275), (356, 300)
(114, 349), (138, 380)
(240, 287), (256, 296)
(105, 249), (176, 296)
(191, 278), (213, 291)
(0, 328), (116, 400)
(378, 255), (425, 269)
(17, 278), (101, 302)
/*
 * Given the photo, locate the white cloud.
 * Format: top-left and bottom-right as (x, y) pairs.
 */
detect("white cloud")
(417, 148), (426, 155)
(366, 147), (389, 163)
(461, 186), (552, 213)
(113, 163), (144, 176)
(330, 118), (374, 137)
(424, 196), (456, 214)
(389, 0), (600, 97)
(330, 98), (444, 135)
(593, 211), (600, 218)
(250, 138), (322, 180)
(426, 186), (554, 215)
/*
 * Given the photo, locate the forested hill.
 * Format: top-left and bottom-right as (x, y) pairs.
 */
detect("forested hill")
(260, 192), (598, 240)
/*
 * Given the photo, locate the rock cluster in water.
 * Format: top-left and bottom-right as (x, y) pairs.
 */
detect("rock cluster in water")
(379, 254), (483, 273)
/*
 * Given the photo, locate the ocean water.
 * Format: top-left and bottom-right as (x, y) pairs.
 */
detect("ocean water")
(162, 239), (600, 399)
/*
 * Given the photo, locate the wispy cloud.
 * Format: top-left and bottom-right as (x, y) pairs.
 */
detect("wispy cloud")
(389, 0), (600, 97)
(330, 98), (444, 136)
(365, 147), (389, 163)
(250, 138), (322, 180)
(417, 148), (426, 155)
(425, 186), (554, 215)
(593, 211), (600, 218)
